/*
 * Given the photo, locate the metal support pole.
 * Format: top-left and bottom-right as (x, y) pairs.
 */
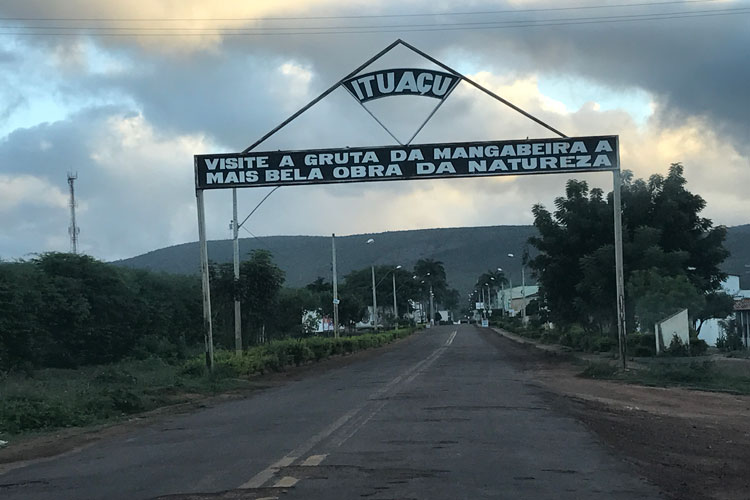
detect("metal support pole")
(232, 188), (242, 354)
(509, 278), (513, 315)
(196, 190), (214, 371)
(613, 168), (627, 369)
(501, 283), (505, 316)
(521, 266), (527, 320)
(332, 233), (339, 338)
(371, 265), (378, 331)
(392, 273), (398, 330)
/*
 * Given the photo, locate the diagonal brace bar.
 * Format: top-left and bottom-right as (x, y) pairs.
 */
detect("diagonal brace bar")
(243, 39), (403, 153)
(397, 39), (568, 139)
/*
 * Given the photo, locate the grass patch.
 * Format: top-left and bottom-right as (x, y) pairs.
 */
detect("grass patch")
(578, 359), (750, 395)
(0, 329), (415, 438)
(579, 361), (620, 379)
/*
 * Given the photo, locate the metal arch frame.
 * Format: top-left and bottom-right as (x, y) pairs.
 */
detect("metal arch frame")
(196, 39), (627, 371)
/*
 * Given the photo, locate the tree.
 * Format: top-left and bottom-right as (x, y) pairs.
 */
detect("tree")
(474, 269), (508, 308)
(337, 290), (367, 331)
(528, 164), (729, 335)
(340, 265), (418, 326)
(694, 292), (735, 333)
(627, 270), (704, 332)
(239, 250), (285, 342)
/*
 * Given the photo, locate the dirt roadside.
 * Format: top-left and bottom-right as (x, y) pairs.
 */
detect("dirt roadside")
(481, 328), (750, 500)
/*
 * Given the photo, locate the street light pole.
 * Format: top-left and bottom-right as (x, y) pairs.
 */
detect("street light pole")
(429, 283), (434, 326)
(371, 264), (378, 332)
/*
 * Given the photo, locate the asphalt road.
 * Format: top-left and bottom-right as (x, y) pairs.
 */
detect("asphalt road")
(0, 325), (661, 499)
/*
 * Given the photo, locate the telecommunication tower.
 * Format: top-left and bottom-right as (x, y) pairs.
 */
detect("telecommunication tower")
(67, 172), (80, 254)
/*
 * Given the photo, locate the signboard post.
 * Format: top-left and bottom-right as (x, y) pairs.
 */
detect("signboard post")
(194, 39), (627, 371)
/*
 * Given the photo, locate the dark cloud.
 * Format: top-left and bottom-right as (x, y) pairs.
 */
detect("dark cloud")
(0, 1), (748, 260)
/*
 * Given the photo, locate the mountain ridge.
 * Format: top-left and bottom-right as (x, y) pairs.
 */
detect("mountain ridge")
(114, 224), (750, 294)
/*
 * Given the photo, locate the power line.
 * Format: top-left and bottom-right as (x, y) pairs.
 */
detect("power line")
(237, 186), (280, 230)
(3, 6), (746, 33)
(0, 8), (746, 36)
(0, 0), (723, 22)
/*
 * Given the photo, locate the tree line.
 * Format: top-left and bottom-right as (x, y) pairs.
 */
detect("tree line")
(1, 250), (462, 372)
(526, 163), (734, 339)
(0, 253), (203, 371)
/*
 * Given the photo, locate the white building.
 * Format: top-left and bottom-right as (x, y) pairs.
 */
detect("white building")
(495, 285), (539, 317)
(699, 275), (750, 346)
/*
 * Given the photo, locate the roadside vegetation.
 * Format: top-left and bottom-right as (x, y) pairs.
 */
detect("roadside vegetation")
(472, 165), (749, 393)
(0, 329), (415, 437)
(0, 250), (428, 440)
(477, 165), (744, 360)
(579, 359), (750, 395)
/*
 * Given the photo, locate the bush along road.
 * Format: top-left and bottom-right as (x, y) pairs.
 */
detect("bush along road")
(0, 329), (416, 438)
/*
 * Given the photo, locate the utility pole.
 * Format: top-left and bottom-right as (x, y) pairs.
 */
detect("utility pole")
(392, 273), (398, 330)
(332, 233), (339, 338)
(371, 264), (378, 331)
(67, 172), (79, 254)
(613, 168), (627, 369)
(196, 189), (215, 372)
(232, 188), (242, 354)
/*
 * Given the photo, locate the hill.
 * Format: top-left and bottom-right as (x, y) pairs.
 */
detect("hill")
(114, 224), (750, 294)
(114, 226), (536, 295)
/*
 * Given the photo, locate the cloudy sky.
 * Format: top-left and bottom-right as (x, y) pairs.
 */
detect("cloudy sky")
(1, 0), (748, 261)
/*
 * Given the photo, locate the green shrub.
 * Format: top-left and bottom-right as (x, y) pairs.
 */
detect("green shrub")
(648, 361), (714, 383)
(306, 337), (332, 361)
(579, 362), (619, 379)
(593, 336), (614, 353)
(690, 338), (709, 356)
(663, 335), (689, 357)
(539, 331), (558, 344)
(627, 333), (656, 357)
(93, 367), (138, 384)
(0, 397), (84, 434)
(181, 329), (415, 381)
(181, 357), (206, 376)
(105, 388), (145, 413)
(634, 345), (654, 357)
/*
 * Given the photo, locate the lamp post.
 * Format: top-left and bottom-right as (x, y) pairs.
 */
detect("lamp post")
(497, 267), (505, 316)
(375, 265), (402, 328)
(392, 271), (398, 329)
(425, 272), (435, 326)
(508, 253), (527, 320)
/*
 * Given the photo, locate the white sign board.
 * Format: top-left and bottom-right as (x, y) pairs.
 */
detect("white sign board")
(655, 308), (689, 354)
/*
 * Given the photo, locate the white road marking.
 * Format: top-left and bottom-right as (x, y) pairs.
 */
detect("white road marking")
(239, 456), (296, 489)
(256, 497), (278, 500)
(445, 330), (457, 346)
(332, 341), (449, 448)
(239, 336), (451, 489)
(273, 476), (299, 488)
(300, 454), (328, 467)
